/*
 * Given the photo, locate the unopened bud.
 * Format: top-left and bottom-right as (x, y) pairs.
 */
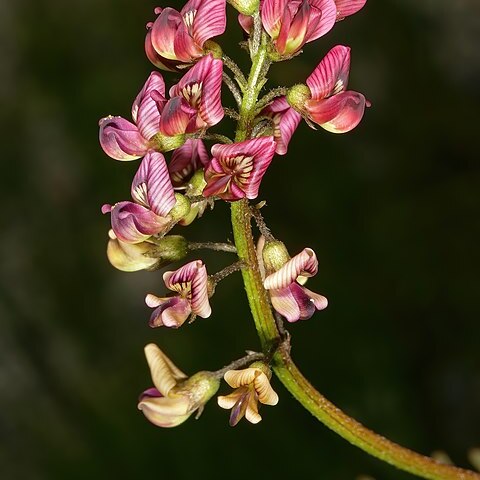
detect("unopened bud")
(150, 235), (188, 265)
(227, 0), (259, 16)
(169, 193), (191, 221)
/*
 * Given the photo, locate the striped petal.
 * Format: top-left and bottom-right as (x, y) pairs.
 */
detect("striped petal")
(145, 28), (181, 72)
(148, 296), (192, 328)
(150, 8), (183, 61)
(191, 0), (227, 47)
(262, 0), (288, 39)
(99, 116), (148, 161)
(306, 90), (367, 133)
(261, 97), (301, 155)
(131, 72), (165, 140)
(159, 96), (197, 136)
(335, 0), (367, 20)
(169, 139), (210, 187)
(303, 0), (337, 42)
(306, 45), (351, 100)
(264, 248), (318, 290)
(173, 21), (203, 62)
(276, 0), (309, 56)
(131, 151), (176, 217)
(102, 201), (170, 244)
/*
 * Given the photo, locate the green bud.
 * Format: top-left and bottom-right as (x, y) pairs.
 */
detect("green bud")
(286, 84), (311, 112)
(186, 169), (207, 197)
(149, 235), (188, 265)
(152, 132), (186, 152)
(262, 239), (290, 273)
(227, 0), (259, 16)
(203, 40), (223, 59)
(174, 371), (221, 415)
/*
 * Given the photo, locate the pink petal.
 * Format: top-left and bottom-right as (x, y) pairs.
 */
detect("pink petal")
(132, 72), (165, 140)
(306, 45), (351, 100)
(173, 21), (203, 62)
(335, 0), (367, 20)
(306, 90), (367, 133)
(145, 28), (182, 72)
(238, 13), (253, 33)
(262, 0), (288, 39)
(269, 286), (301, 322)
(189, 260), (211, 318)
(106, 201), (170, 244)
(264, 248), (318, 290)
(150, 8), (183, 61)
(303, 0), (337, 42)
(99, 116), (148, 161)
(159, 96), (196, 136)
(192, 0), (227, 47)
(262, 97), (301, 155)
(169, 139), (210, 187)
(131, 151), (176, 217)
(276, 0), (308, 56)
(149, 296), (192, 328)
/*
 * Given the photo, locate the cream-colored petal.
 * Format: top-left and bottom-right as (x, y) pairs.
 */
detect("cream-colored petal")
(144, 343), (186, 395)
(224, 368), (260, 388)
(245, 395), (261, 424)
(253, 372), (279, 406)
(217, 393), (240, 410)
(138, 396), (191, 428)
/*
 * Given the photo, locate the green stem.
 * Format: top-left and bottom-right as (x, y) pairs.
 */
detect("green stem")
(229, 22), (480, 480)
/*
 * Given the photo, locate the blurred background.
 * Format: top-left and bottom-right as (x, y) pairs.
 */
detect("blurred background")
(1, 0), (479, 478)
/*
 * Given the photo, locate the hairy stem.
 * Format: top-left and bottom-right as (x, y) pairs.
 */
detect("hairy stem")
(188, 242), (237, 253)
(229, 19), (480, 480)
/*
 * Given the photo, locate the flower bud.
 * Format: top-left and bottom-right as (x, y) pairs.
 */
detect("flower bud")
(151, 132), (186, 152)
(169, 193), (191, 222)
(227, 0), (259, 16)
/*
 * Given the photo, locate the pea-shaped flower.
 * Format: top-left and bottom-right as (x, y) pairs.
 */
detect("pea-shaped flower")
(146, 260), (211, 328)
(217, 362), (279, 426)
(138, 344), (220, 428)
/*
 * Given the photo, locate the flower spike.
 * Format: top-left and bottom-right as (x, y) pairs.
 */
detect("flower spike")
(146, 260), (211, 328)
(203, 137), (276, 201)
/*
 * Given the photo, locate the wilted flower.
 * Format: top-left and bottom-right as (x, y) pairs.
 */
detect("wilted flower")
(261, 239), (328, 322)
(261, 97), (302, 155)
(203, 136), (276, 201)
(217, 362), (279, 426)
(138, 344), (220, 428)
(146, 260), (211, 328)
(146, 0), (226, 69)
(288, 45), (369, 133)
(102, 151), (179, 243)
(99, 72), (166, 160)
(159, 55), (224, 136)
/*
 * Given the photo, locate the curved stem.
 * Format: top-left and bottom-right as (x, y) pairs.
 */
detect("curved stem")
(229, 22), (480, 480)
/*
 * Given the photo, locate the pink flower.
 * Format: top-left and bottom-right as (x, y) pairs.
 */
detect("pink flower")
(146, 260), (211, 328)
(304, 45), (369, 133)
(334, 0), (366, 21)
(261, 97), (302, 155)
(263, 247), (328, 322)
(102, 151), (176, 243)
(146, 0), (226, 69)
(203, 137), (276, 201)
(169, 139), (210, 188)
(99, 72), (166, 160)
(241, 0), (337, 57)
(159, 55), (224, 136)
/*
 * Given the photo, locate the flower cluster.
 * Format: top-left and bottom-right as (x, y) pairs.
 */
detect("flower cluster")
(100, 0), (368, 429)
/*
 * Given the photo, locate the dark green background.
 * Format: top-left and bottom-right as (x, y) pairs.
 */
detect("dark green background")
(1, 1), (479, 478)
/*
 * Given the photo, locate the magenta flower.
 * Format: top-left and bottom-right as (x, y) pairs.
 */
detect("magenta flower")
(99, 72), (165, 160)
(146, 0), (226, 69)
(203, 137), (276, 201)
(261, 97), (302, 155)
(304, 45), (368, 133)
(263, 248), (328, 322)
(240, 0), (337, 57)
(334, 0), (366, 21)
(146, 260), (211, 328)
(169, 139), (210, 188)
(159, 55), (224, 136)
(102, 151), (176, 243)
